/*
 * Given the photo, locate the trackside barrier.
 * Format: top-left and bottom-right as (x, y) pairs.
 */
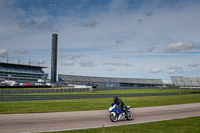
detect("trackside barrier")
(0, 92), (187, 101)
(0, 86), (173, 94)
(0, 86), (197, 94)
(0, 88), (90, 94)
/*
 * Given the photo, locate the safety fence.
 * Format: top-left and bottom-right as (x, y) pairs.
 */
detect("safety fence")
(93, 86), (168, 91)
(0, 86), (171, 94)
(0, 88), (91, 94)
(0, 92), (191, 101)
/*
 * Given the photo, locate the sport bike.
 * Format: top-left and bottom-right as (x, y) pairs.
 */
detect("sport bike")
(109, 103), (133, 122)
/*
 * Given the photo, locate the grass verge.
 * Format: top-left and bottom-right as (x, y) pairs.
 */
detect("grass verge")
(0, 93), (200, 114)
(44, 116), (200, 133)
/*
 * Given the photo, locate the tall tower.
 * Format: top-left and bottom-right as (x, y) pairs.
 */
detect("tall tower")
(51, 34), (58, 85)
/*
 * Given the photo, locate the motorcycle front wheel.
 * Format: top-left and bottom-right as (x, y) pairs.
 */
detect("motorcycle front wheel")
(126, 111), (133, 120)
(109, 112), (118, 122)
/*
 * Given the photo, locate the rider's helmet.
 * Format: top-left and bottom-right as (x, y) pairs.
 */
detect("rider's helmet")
(113, 96), (118, 102)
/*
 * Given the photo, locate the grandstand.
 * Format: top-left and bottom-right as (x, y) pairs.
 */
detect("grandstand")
(0, 62), (48, 84)
(171, 76), (200, 87)
(58, 74), (164, 87)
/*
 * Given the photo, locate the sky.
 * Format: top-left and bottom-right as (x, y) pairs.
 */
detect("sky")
(0, 0), (200, 84)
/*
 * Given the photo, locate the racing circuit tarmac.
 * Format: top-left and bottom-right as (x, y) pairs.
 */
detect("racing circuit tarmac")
(0, 103), (200, 133)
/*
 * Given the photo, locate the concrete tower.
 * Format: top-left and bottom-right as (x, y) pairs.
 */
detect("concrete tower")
(51, 34), (58, 85)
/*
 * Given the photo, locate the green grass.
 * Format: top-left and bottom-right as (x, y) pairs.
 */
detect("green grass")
(44, 116), (200, 133)
(0, 93), (200, 114)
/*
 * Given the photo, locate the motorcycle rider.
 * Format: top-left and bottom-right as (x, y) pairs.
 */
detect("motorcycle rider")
(113, 96), (127, 114)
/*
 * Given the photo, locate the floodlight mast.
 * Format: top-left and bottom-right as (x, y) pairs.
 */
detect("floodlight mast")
(51, 34), (58, 86)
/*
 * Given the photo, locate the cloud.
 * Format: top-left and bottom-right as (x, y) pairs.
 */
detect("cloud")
(102, 61), (122, 66)
(106, 68), (116, 71)
(37, 20), (53, 30)
(15, 48), (27, 54)
(59, 54), (87, 60)
(188, 63), (200, 67)
(123, 63), (134, 67)
(61, 61), (74, 66)
(59, 54), (70, 59)
(146, 46), (156, 52)
(144, 11), (154, 17)
(137, 19), (144, 24)
(83, 19), (97, 27)
(164, 42), (197, 52)
(0, 49), (8, 57)
(150, 68), (161, 73)
(102, 61), (134, 67)
(18, 19), (53, 30)
(70, 54), (87, 60)
(38, 59), (45, 65)
(139, 46), (156, 53)
(18, 19), (37, 28)
(168, 67), (183, 74)
(79, 61), (96, 67)
(115, 40), (124, 44)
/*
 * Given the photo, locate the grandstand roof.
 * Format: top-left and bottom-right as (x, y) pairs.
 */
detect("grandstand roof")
(59, 74), (164, 85)
(0, 62), (48, 68)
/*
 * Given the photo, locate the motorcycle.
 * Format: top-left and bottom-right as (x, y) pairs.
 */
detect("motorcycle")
(109, 103), (133, 122)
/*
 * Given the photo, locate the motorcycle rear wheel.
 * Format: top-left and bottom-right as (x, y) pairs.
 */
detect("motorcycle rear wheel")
(109, 112), (118, 122)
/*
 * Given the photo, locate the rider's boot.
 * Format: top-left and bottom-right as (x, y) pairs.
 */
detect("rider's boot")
(125, 110), (127, 118)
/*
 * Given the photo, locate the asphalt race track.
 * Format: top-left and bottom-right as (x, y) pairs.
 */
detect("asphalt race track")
(0, 103), (200, 133)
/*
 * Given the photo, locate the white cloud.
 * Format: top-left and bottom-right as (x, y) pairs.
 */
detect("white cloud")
(15, 48), (27, 54)
(79, 61), (96, 67)
(140, 46), (156, 53)
(38, 59), (45, 65)
(188, 63), (200, 67)
(70, 54), (87, 60)
(164, 42), (197, 52)
(102, 61), (134, 67)
(37, 20), (53, 30)
(106, 68), (116, 71)
(83, 20), (97, 28)
(168, 67), (183, 74)
(59, 54), (87, 60)
(61, 61), (74, 66)
(102, 61), (122, 66)
(59, 54), (70, 59)
(0, 49), (8, 57)
(150, 68), (161, 73)
(123, 63), (134, 67)
(147, 46), (156, 52)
